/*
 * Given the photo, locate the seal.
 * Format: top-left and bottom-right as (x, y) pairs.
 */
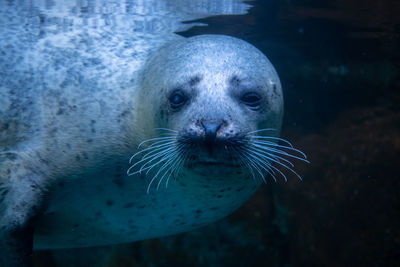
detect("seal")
(0, 35), (308, 266)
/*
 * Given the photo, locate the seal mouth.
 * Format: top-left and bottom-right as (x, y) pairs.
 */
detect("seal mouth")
(127, 128), (309, 193)
(178, 134), (247, 175)
(180, 137), (243, 161)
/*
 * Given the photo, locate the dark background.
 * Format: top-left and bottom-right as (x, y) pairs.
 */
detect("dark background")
(35, 0), (400, 266)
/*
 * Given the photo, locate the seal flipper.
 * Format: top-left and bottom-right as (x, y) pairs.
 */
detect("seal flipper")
(0, 171), (45, 267)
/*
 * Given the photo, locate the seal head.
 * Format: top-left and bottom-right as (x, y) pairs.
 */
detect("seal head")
(132, 35), (284, 186)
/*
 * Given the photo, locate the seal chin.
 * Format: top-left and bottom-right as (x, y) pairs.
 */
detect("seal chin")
(187, 160), (242, 176)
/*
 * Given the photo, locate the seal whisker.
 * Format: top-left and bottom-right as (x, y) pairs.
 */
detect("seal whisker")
(141, 148), (179, 175)
(250, 142), (309, 163)
(128, 135), (188, 194)
(147, 152), (180, 193)
(168, 146), (190, 186)
(247, 145), (296, 168)
(128, 145), (177, 173)
(128, 145), (176, 174)
(235, 148), (266, 183)
(246, 146), (303, 181)
(161, 144), (189, 187)
(249, 140), (308, 160)
(142, 151), (177, 178)
(268, 163), (290, 182)
(165, 156), (182, 188)
(138, 136), (177, 148)
(156, 156), (176, 190)
(232, 145), (266, 182)
(156, 151), (182, 190)
(135, 143), (176, 162)
(170, 145), (188, 174)
(247, 145), (295, 167)
(233, 149), (257, 181)
(163, 170), (175, 190)
(166, 153), (187, 188)
(247, 135), (294, 148)
(129, 142), (176, 163)
(146, 138), (178, 147)
(242, 149), (277, 182)
(244, 150), (290, 182)
(253, 154), (279, 182)
(246, 128), (277, 135)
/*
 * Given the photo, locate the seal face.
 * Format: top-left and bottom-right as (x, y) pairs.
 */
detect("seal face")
(130, 35), (285, 190)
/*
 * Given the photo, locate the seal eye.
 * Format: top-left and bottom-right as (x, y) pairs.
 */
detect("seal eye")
(241, 92), (262, 108)
(169, 91), (187, 109)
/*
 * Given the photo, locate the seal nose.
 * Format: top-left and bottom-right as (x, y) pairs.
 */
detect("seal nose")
(201, 120), (223, 142)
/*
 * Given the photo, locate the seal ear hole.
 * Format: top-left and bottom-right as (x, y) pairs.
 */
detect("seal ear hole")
(168, 90), (188, 109)
(240, 92), (262, 108)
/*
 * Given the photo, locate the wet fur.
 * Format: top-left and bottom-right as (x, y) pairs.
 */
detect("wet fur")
(0, 35), (307, 266)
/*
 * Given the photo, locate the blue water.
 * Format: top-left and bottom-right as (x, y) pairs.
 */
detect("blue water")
(1, 0), (398, 266)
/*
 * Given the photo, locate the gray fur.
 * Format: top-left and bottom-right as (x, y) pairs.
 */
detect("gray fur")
(31, 35), (283, 249)
(1, 34), (283, 253)
(0, 2), (289, 266)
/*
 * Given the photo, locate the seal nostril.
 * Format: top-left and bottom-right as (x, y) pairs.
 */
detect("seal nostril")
(201, 120), (223, 142)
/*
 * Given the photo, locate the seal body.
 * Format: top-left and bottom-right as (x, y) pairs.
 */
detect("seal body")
(30, 35), (284, 249)
(1, 34), (284, 249)
(2, 1), (298, 265)
(0, 31), (290, 265)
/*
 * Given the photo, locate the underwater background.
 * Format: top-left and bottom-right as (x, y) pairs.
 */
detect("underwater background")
(3, 0), (398, 266)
